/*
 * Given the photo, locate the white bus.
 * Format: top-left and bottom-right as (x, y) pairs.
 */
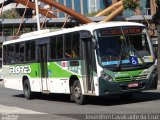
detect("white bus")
(2, 22), (158, 104)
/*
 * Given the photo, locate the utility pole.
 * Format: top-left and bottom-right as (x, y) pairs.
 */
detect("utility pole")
(80, 0), (84, 15)
(72, 0), (75, 11)
(35, 0), (41, 31)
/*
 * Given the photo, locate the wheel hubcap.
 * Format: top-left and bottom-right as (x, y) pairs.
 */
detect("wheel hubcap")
(74, 86), (81, 99)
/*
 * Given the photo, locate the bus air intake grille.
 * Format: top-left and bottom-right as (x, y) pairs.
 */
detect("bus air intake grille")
(135, 74), (148, 80)
(115, 74), (148, 82)
(115, 76), (132, 82)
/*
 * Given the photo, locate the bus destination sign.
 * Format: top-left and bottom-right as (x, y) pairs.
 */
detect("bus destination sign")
(100, 28), (142, 36)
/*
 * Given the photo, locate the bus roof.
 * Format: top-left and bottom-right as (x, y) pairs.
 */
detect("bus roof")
(3, 21), (145, 45)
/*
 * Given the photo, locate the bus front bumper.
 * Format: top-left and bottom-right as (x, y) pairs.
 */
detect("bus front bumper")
(99, 73), (158, 95)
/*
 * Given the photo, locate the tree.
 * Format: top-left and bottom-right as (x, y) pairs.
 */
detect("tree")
(122, 0), (139, 11)
(103, 0), (112, 7)
(153, 0), (160, 81)
(153, 0), (160, 25)
(0, 10), (20, 19)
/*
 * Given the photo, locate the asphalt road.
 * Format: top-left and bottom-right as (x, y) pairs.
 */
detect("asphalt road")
(0, 80), (160, 120)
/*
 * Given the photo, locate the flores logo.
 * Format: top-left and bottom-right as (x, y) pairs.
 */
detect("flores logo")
(115, 73), (129, 77)
(9, 65), (31, 74)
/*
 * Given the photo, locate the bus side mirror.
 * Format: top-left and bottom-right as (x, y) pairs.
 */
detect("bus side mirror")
(92, 38), (96, 49)
(80, 31), (92, 39)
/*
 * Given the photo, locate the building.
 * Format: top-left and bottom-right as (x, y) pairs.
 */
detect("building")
(0, 0), (33, 18)
(43, 0), (106, 17)
(0, 0), (158, 37)
(0, 0), (107, 41)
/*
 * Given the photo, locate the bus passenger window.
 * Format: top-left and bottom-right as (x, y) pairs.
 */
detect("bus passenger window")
(65, 49), (72, 58)
(15, 43), (20, 63)
(56, 36), (63, 59)
(6, 45), (11, 64)
(3, 46), (7, 64)
(72, 33), (80, 58)
(64, 32), (80, 59)
(65, 34), (72, 58)
(10, 44), (15, 63)
(26, 42), (31, 61)
(20, 42), (25, 62)
(30, 41), (35, 61)
(25, 41), (35, 61)
(57, 48), (63, 58)
(50, 37), (56, 59)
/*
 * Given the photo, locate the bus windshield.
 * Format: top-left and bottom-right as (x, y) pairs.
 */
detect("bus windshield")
(95, 26), (154, 70)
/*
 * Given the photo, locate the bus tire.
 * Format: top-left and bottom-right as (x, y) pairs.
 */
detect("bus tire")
(23, 80), (33, 100)
(72, 80), (85, 105)
(70, 86), (74, 102)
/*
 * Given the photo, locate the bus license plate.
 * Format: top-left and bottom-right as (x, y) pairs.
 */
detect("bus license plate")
(128, 83), (139, 88)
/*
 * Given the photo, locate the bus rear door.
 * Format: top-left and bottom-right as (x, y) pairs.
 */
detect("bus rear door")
(37, 38), (49, 93)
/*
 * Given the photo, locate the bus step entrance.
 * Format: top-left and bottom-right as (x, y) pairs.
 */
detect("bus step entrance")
(42, 90), (50, 94)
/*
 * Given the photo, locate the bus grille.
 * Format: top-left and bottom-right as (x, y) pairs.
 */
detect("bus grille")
(134, 74), (148, 80)
(115, 74), (148, 82)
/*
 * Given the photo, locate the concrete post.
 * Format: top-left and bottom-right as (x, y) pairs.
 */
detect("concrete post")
(156, 25), (160, 84)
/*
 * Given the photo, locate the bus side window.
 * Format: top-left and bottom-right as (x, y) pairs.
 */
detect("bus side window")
(25, 41), (35, 62)
(50, 37), (56, 59)
(25, 42), (31, 61)
(19, 42), (25, 62)
(56, 36), (63, 59)
(72, 33), (80, 58)
(30, 41), (35, 61)
(15, 43), (20, 63)
(6, 45), (11, 64)
(65, 34), (72, 58)
(10, 44), (15, 63)
(64, 32), (80, 59)
(3, 46), (7, 64)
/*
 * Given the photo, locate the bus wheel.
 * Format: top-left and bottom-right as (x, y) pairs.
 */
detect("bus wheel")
(23, 80), (32, 100)
(72, 80), (85, 105)
(119, 94), (133, 100)
(70, 86), (74, 102)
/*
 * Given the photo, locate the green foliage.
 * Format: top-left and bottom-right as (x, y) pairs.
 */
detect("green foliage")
(0, 10), (20, 19)
(153, 0), (160, 24)
(122, 0), (139, 11)
(155, 0), (160, 4)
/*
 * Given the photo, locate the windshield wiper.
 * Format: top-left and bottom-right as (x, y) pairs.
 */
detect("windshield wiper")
(115, 50), (123, 71)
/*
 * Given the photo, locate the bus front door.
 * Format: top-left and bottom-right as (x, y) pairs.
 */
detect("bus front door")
(38, 44), (49, 92)
(82, 39), (95, 94)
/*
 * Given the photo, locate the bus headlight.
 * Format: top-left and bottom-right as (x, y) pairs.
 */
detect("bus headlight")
(100, 71), (113, 82)
(151, 68), (157, 78)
